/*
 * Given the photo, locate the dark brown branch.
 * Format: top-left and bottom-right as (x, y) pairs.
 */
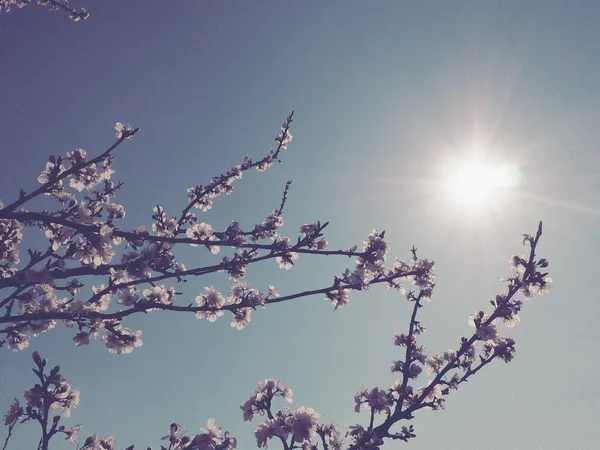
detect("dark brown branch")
(0, 270), (422, 326)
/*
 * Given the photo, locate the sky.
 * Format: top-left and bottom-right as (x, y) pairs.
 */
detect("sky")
(1, 1), (600, 449)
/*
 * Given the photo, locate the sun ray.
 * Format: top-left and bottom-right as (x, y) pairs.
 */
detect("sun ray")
(519, 192), (600, 217)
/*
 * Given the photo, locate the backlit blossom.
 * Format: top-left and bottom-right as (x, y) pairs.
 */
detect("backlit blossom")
(531, 276), (552, 295)
(289, 407), (319, 443)
(499, 306), (521, 327)
(241, 379), (293, 422)
(190, 418), (223, 450)
(196, 286), (225, 308)
(143, 285), (174, 305)
(252, 211), (284, 240)
(254, 422), (273, 448)
(29, 319), (56, 336)
(493, 336), (516, 362)
(231, 307), (252, 330)
(274, 123), (293, 149)
(101, 327), (143, 354)
(151, 205), (178, 237)
(186, 222), (213, 242)
(354, 387), (393, 415)
(116, 286), (138, 306)
(317, 423), (344, 450)
(38, 161), (64, 185)
(114, 122), (136, 139)
(7, 332), (29, 351)
(88, 285), (111, 311)
(64, 424), (83, 443)
(476, 324), (499, 342)
(73, 234), (116, 268)
(105, 202), (125, 219)
(422, 383), (443, 402)
(69, 162), (101, 192)
(82, 434), (116, 450)
(3, 399), (23, 426)
(326, 289), (349, 310)
(186, 222), (219, 253)
(276, 251), (298, 270)
(45, 225), (76, 251)
(468, 312), (487, 328)
(0, 216), (23, 277)
(425, 354), (445, 376)
(254, 415), (289, 448)
(394, 332), (414, 347)
(195, 286), (226, 322)
(74, 332), (90, 346)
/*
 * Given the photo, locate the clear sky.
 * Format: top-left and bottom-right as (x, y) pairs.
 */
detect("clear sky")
(1, 1), (599, 449)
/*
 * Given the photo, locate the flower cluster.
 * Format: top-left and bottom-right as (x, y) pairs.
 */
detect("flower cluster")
(250, 210), (284, 241)
(158, 419), (239, 450)
(0, 206), (22, 279)
(0, 114), (552, 450)
(79, 434), (115, 449)
(346, 424), (384, 450)
(0, 0), (89, 21)
(0, 114), (435, 354)
(274, 237), (299, 269)
(316, 423), (344, 450)
(345, 229), (390, 287)
(186, 222), (219, 254)
(254, 407), (320, 448)
(2, 223), (551, 450)
(2, 352), (84, 448)
(337, 224), (551, 449)
(186, 164), (243, 213)
(0, 0), (28, 13)
(4, 352), (239, 450)
(187, 418), (237, 450)
(24, 373), (80, 419)
(241, 379), (293, 422)
(100, 323), (143, 354)
(240, 379), (344, 449)
(3, 399), (23, 427)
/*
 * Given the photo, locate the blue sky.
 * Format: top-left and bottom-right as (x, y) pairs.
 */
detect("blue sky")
(1, 1), (599, 449)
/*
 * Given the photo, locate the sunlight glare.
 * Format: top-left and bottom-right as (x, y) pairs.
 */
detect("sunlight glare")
(440, 156), (521, 214)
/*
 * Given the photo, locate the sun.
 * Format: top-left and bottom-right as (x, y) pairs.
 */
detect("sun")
(439, 154), (521, 215)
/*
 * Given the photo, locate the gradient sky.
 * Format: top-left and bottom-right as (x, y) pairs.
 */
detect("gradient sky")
(1, 1), (599, 449)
